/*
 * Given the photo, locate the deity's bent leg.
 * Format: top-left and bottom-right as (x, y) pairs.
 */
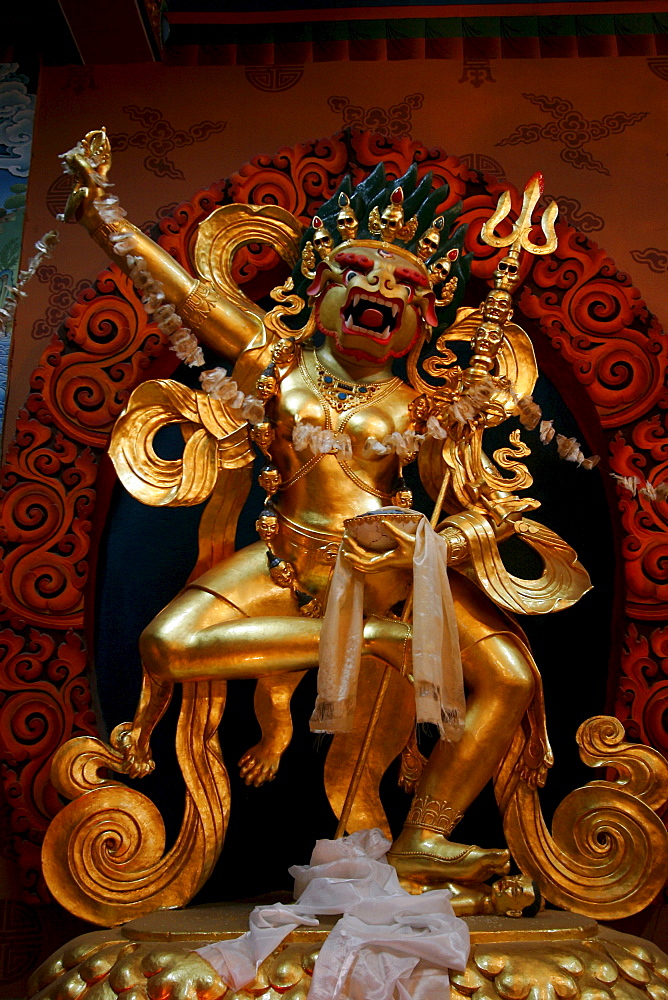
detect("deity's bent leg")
(388, 573), (535, 884)
(123, 542), (313, 774)
(126, 541), (410, 775)
(139, 542), (322, 684)
(143, 611), (322, 683)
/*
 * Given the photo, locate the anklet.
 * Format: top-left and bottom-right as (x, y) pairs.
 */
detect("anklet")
(404, 793), (464, 836)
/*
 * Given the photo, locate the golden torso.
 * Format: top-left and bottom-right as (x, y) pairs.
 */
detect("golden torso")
(270, 346), (418, 536)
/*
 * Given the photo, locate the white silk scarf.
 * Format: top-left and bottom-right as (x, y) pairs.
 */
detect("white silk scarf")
(310, 514), (465, 742)
(197, 829), (470, 1000)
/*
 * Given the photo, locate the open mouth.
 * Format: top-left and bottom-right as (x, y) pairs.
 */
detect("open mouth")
(341, 291), (403, 342)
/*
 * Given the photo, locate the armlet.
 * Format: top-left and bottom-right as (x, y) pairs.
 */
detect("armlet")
(442, 510), (592, 615)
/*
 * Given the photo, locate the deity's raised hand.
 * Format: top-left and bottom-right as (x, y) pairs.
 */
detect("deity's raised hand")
(62, 128), (112, 223)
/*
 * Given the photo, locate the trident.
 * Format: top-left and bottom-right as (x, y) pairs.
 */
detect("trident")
(482, 173), (558, 290)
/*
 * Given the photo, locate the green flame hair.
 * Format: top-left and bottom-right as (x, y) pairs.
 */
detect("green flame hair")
(290, 162), (471, 333)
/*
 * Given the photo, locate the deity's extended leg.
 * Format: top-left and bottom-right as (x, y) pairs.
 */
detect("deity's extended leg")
(116, 668), (173, 778)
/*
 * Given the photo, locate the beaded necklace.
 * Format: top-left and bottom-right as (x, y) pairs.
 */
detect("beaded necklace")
(304, 350), (402, 426)
(313, 354), (402, 414)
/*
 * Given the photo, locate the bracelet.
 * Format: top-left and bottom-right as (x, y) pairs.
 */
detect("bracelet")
(440, 526), (468, 564)
(179, 280), (217, 327)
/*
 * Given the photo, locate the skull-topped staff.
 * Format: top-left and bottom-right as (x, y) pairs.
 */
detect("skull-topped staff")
(464, 174), (558, 387)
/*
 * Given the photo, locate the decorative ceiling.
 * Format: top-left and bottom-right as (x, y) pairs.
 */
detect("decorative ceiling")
(3, 1), (668, 66)
(162, 6), (668, 63)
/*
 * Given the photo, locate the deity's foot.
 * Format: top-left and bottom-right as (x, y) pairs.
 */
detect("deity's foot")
(238, 737), (287, 786)
(387, 830), (510, 885)
(241, 673), (305, 786)
(110, 723), (156, 779)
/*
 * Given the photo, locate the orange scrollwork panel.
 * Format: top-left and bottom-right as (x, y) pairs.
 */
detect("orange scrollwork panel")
(608, 429), (668, 617)
(519, 228), (667, 427)
(229, 135), (349, 225)
(0, 270), (165, 633)
(616, 623), (668, 767)
(152, 180), (227, 275)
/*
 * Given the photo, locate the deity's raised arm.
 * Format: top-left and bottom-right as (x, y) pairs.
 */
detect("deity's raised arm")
(62, 128), (265, 364)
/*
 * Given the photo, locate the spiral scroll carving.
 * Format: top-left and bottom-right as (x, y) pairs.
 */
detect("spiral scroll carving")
(42, 680), (229, 926)
(520, 228), (668, 427)
(0, 177), (235, 898)
(616, 624), (668, 760)
(229, 135), (349, 224)
(0, 128), (666, 904)
(498, 715), (668, 919)
(609, 429), (668, 616)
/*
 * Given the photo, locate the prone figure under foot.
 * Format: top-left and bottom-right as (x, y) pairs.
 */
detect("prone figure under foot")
(401, 873), (542, 919)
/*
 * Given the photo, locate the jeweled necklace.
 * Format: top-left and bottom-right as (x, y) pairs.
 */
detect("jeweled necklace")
(312, 351), (402, 414)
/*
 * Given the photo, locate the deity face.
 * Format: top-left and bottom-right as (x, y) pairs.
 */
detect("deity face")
(392, 489), (413, 509)
(490, 875), (536, 917)
(256, 372), (278, 402)
(310, 245), (437, 365)
(269, 559), (295, 588)
(472, 321), (504, 359)
(272, 338), (296, 366)
(482, 289), (513, 326)
(409, 394), (430, 425)
(251, 421), (275, 453)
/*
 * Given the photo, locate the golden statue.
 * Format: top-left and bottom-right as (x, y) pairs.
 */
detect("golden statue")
(41, 131), (668, 932)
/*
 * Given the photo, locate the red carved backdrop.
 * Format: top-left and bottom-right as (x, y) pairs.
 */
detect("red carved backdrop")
(0, 129), (665, 902)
